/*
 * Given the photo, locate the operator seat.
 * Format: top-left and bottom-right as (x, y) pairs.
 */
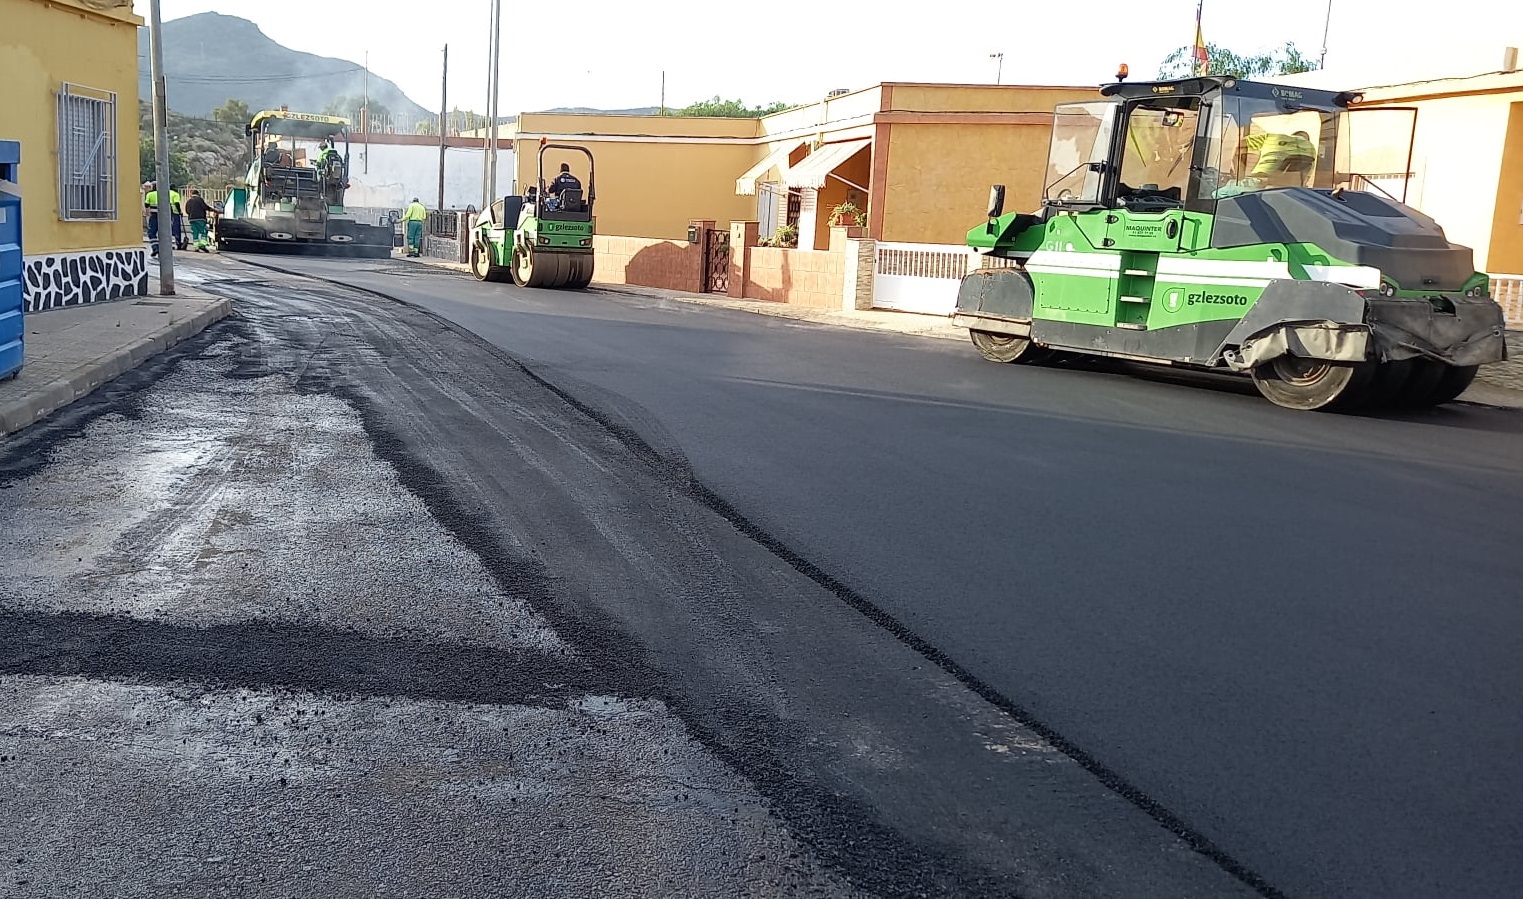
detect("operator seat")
(557, 188), (585, 214)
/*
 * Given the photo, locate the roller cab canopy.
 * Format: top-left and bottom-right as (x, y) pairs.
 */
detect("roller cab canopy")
(248, 110), (351, 139)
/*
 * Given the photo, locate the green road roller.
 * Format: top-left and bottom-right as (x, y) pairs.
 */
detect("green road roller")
(954, 73), (1508, 411)
(470, 140), (595, 288)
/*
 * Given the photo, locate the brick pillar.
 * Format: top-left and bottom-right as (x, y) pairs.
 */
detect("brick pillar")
(729, 221), (759, 299)
(842, 237), (876, 311)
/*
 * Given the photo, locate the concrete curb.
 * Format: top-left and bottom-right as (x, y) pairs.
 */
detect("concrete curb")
(0, 297), (233, 437)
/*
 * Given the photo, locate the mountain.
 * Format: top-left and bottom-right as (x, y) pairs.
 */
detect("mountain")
(137, 12), (431, 121)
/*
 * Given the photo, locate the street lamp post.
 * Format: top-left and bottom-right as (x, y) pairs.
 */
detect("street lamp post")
(1319, 1), (1333, 69)
(990, 52), (1004, 85)
(147, 0), (174, 295)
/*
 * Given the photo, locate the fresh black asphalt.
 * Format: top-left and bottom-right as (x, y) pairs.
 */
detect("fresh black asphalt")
(261, 255), (1523, 898)
(2, 251), (1519, 897)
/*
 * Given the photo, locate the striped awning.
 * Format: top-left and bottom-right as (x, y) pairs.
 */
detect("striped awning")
(782, 139), (871, 190)
(736, 141), (803, 195)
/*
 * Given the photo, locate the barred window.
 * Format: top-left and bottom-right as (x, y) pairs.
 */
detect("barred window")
(57, 83), (118, 221)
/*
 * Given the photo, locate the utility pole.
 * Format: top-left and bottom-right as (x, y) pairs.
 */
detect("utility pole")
(1319, 1), (1333, 70)
(989, 52), (1004, 85)
(480, 0), (499, 209)
(660, 71), (666, 116)
(363, 51), (370, 173)
(147, 0), (174, 295)
(486, 0), (502, 208)
(438, 45), (448, 211)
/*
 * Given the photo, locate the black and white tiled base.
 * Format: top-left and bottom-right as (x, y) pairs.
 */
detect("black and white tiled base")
(22, 247), (148, 313)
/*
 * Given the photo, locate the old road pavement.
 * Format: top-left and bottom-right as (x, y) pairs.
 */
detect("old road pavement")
(3, 253), (1521, 898)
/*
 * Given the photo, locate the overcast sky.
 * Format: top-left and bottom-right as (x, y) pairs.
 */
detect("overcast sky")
(136, 1), (1518, 113)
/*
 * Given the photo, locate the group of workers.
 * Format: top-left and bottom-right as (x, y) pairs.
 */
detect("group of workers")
(141, 182), (215, 255)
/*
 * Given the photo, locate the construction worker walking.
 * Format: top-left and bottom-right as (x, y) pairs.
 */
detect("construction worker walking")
(401, 197), (428, 257)
(183, 188), (213, 252)
(143, 182), (183, 256)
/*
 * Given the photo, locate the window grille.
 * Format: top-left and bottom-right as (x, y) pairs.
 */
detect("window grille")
(57, 83), (118, 221)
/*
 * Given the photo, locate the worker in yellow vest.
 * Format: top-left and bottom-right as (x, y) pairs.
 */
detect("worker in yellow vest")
(143, 182), (184, 255)
(400, 198), (428, 257)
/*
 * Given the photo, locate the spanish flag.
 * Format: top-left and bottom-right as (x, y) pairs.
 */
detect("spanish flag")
(1193, 2), (1210, 75)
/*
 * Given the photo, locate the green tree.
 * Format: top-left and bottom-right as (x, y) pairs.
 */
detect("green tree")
(323, 94), (390, 122)
(674, 96), (792, 118)
(139, 138), (191, 188)
(211, 98), (251, 125)
(415, 120), (438, 136)
(1157, 41), (1316, 80)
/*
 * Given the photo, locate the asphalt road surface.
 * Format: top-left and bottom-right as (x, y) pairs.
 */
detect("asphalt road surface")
(3, 252), (1521, 898)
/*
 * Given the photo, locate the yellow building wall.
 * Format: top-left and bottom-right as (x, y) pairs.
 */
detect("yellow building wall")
(1486, 102), (1523, 274)
(0, 0), (142, 255)
(514, 138), (759, 241)
(1361, 93), (1514, 271)
(879, 122), (1058, 245)
(511, 113), (760, 240)
(886, 84), (1099, 113)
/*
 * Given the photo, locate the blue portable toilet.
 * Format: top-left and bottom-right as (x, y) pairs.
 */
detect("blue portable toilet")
(0, 140), (21, 380)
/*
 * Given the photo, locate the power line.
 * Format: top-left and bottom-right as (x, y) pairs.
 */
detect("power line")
(133, 58), (367, 83)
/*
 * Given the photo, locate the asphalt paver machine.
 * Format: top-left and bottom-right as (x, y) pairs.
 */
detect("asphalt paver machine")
(216, 108), (392, 258)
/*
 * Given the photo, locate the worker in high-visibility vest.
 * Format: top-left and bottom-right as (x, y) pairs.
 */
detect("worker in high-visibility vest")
(1245, 130), (1318, 187)
(400, 197), (427, 257)
(315, 139), (340, 169)
(143, 182), (184, 255)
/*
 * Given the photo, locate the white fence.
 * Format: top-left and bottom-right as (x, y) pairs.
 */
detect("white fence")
(1490, 275), (1523, 328)
(872, 242), (977, 315)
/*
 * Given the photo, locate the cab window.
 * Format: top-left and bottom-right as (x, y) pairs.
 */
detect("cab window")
(1114, 99), (1200, 209)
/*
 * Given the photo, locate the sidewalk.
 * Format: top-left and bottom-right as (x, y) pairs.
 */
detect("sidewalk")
(400, 253), (969, 341)
(0, 287), (231, 437)
(397, 253), (1522, 407)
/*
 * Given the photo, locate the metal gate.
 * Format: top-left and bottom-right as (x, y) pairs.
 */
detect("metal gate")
(872, 242), (977, 315)
(704, 228), (731, 294)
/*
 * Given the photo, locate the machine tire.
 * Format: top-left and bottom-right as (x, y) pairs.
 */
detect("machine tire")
(510, 246), (532, 287)
(1420, 364), (1480, 407)
(1367, 359), (1418, 408)
(514, 248), (574, 288)
(1250, 356), (1376, 411)
(1381, 358), (1445, 408)
(567, 255), (594, 289)
(470, 243), (506, 282)
(969, 329), (1049, 364)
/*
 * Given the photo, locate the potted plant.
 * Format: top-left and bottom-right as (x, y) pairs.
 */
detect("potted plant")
(829, 202), (865, 228)
(773, 224), (799, 249)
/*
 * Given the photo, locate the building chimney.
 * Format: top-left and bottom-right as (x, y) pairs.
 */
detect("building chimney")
(1504, 47), (1519, 73)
